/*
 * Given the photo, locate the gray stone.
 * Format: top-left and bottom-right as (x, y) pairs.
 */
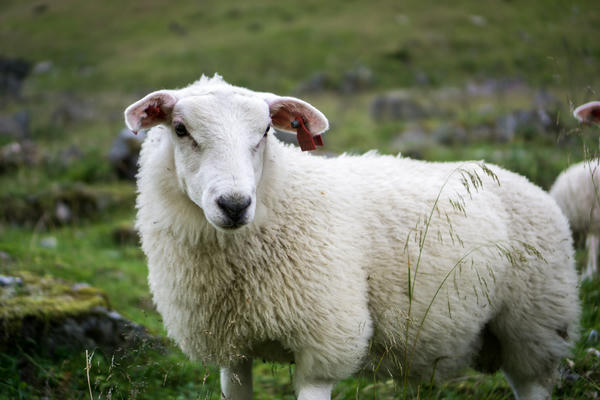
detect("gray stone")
(108, 128), (146, 180)
(51, 94), (95, 125)
(371, 91), (426, 121)
(0, 110), (30, 140)
(588, 329), (599, 345)
(72, 282), (91, 291)
(295, 72), (331, 94)
(534, 89), (561, 112)
(414, 70), (429, 86)
(39, 236), (58, 249)
(494, 113), (518, 142)
(0, 251), (13, 265)
(0, 275), (22, 287)
(470, 125), (494, 141)
(465, 78), (527, 97)
(391, 127), (430, 153)
(340, 65), (373, 93)
(55, 201), (72, 224)
(32, 60), (53, 75)
(55, 145), (83, 167)
(494, 109), (553, 142)
(0, 140), (39, 171)
(0, 56), (31, 97)
(469, 15), (487, 26)
(431, 123), (468, 145)
(168, 21), (187, 36)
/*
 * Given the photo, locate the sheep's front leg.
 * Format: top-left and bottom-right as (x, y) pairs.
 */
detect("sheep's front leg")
(296, 381), (334, 400)
(220, 358), (253, 400)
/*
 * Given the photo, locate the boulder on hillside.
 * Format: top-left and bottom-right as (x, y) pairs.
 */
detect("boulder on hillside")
(0, 271), (153, 354)
(108, 128), (146, 180)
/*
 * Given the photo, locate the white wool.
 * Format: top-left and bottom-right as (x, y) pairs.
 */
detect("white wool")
(550, 159), (600, 280)
(130, 76), (580, 400)
(550, 159), (600, 234)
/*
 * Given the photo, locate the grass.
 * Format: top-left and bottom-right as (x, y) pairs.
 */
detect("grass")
(0, 0), (599, 398)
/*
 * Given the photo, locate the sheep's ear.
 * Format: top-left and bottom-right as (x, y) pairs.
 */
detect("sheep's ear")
(573, 101), (600, 124)
(266, 96), (329, 151)
(124, 91), (177, 133)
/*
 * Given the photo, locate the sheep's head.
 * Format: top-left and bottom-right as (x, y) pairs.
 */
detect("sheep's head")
(124, 78), (328, 231)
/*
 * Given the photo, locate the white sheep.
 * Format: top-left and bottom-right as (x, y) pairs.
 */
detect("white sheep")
(550, 100), (600, 281)
(124, 75), (580, 400)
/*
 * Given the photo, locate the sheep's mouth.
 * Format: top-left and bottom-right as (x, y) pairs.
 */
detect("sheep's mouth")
(211, 218), (250, 232)
(219, 221), (247, 230)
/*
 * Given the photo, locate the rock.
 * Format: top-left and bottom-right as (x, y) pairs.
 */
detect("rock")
(587, 348), (600, 358)
(0, 276), (22, 287)
(51, 93), (95, 125)
(494, 109), (553, 142)
(469, 15), (487, 26)
(108, 128), (146, 180)
(32, 60), (53, 75)
(0, 140), (39, 171)
(168, 21), (187, 36)
(295, 72), (331, 94)
(431, 123), (468, 145)
(31, 3), (48, 15)
(534, 89), (561, 112)
(0, 272), (158, 354)
(72, 282), (91, 291)
(340, 65), (373, 93)
(54, 201), (72, 224)
(0, 110), (30, 140)
(55, 144), (83, 167)
(0, 182), (136, 226)
(563, 373), (580, 383)
(0, 251), (13, 266)
(39, 236), (58, 249)
(466, 78), (527, 97)
(0, 56), (31, 98)
(470, 125), (494, 141)
(414, 70), (429, 86)
(391, 127), (431, 155)
(395, 14), (410, 25)
(371, 91), (426, 121)
(588, 330), (599, 345)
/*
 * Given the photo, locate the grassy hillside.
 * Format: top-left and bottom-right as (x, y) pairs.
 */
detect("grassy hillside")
(0, 0), (599, 399)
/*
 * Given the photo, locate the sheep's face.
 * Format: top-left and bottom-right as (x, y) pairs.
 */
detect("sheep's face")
(169, 93), (269, 230)
(124, 76), (329, 231)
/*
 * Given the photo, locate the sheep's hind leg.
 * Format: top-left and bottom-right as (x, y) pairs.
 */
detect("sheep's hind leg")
(583, 233), (599, 281)
(503, 373), (553, 400)
(220, 358), (253, 400)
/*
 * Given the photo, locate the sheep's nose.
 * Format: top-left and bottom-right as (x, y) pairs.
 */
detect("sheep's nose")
(216, 195), (252, 223)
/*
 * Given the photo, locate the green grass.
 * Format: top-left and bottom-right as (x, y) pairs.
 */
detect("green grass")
(1, 0), (599, 95)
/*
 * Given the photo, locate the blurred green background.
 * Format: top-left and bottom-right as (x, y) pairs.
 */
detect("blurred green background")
(0, 0), (599, 399)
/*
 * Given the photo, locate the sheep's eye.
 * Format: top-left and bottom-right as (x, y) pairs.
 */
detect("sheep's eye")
(263, 124), (270, 137)
(174, 122), (189, 137)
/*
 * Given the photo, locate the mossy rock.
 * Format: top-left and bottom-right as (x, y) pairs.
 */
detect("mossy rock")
(0, 271), (150, 354)
(1, 271), (108, 338)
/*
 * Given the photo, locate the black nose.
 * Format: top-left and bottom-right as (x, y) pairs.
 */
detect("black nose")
(216, 195), (252, 224)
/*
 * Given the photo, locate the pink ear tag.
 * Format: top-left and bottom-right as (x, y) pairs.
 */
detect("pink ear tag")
(292, 116), (323, 151)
